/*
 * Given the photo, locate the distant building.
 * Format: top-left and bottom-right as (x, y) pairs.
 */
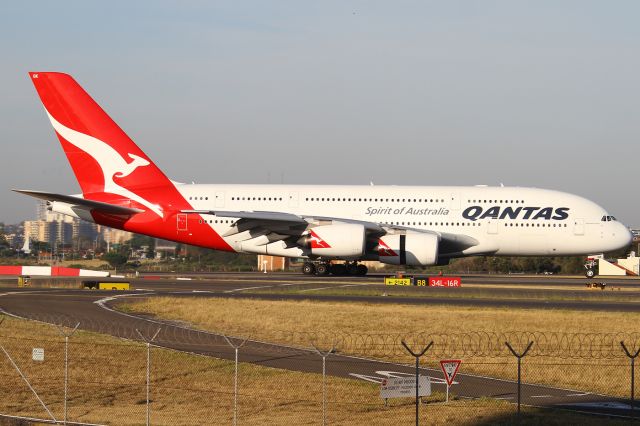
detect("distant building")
(100, 226), (133, 247)
(24, 201), (119, 248)
(4, 233), (15, 245)
(23, 201), (74, 246)
(73, 220), (99, 241)
(23, 220), (71, 245)
(155, 239), (177, 259)
(257, 255), (289, 272)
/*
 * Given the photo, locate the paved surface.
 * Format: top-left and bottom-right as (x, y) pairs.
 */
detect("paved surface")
(0, 272), (638, 418)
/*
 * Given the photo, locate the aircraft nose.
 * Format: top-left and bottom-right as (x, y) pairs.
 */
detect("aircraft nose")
(615, 224), (633, 250)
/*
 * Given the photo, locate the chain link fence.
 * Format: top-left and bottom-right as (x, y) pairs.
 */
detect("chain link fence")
(0, 315), (638, 425)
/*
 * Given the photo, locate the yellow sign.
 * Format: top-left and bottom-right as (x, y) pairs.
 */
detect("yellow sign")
(98, 282), (130, 290)
(384, 277), (413, 286)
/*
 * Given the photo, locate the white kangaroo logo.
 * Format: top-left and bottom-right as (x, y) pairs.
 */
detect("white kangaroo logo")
(46, 111), (163, 217)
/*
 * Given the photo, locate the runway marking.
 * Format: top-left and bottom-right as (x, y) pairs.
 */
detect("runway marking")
(224, 286), (275, 293)
(299, 286), (334, 292)
(530, 395), (552, 398)
(494, 397), (514, 400)
(299, 284), (368, 293)
(565, 393), (591, 397)
(93, 292), (154, 308)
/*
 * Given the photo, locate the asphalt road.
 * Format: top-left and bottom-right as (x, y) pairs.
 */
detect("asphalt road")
(0, 272), (638, 418)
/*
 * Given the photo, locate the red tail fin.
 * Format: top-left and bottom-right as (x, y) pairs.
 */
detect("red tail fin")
(29, 72), (174, 217)
(28, 72), (234, 252)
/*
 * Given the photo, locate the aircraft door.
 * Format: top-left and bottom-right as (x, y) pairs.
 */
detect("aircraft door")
(289, 192), (299, 208)
(215, 191), (225, 208)
(574, 218), (585, 235)
(487, 220), (498, 235)
(177, 214), (188, 232)
(450, 193), (460, 210)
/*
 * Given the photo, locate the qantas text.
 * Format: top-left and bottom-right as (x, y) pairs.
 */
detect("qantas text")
(462, 206), (569, 222)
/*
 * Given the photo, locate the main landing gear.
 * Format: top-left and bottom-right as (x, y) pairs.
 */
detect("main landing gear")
(302, 261), (368, 276)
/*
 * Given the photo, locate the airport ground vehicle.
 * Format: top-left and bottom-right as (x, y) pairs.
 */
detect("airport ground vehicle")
(16, 72), (633, 276)
(82, 281), (130, 290)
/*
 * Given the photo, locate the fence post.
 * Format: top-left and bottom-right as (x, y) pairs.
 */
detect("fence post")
(136, 328), (161, 426)
(620, 341), (640, 418)
(56, 322), (80, 426)
(222, 335), (249, 426)
(401, 340), (433, 426)
(312, 344), (336, 426)
(505, 341), (534, 416)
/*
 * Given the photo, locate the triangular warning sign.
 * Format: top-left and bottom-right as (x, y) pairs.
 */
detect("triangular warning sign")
(439, 359), (462, 386)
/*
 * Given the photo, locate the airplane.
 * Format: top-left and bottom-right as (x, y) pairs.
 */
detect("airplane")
(15, 72), (632, 276)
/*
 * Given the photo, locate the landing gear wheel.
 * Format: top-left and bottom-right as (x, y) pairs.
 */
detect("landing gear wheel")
(585, 268), (595, 278)
(302, 263), (316, 275)
(330, 264), (347, 276)
(346, 263), (359, 276)
(315, 263), (330, 276)
(356, 264), (368, 276)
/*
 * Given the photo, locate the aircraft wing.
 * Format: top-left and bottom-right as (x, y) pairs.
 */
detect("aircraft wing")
(13, 189), (144, 216)
(180, 209), (306, 223)
(181, 209), (385, 232)
(179, 209), (482, 256)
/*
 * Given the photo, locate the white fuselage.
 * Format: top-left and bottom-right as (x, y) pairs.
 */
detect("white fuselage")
(175, 184), (631, 258)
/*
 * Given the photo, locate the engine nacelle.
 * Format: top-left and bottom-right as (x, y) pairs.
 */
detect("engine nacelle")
(377, 233), (439, 266)
(306, 223), (366, 258)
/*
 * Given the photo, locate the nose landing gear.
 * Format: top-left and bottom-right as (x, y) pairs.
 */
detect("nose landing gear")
(584, 258), (598, 278)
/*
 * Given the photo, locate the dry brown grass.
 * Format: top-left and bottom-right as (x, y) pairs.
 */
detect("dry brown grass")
(2, 315), (624, 425)
(121, 297), (640, 399)
(123, 296), (640, 336)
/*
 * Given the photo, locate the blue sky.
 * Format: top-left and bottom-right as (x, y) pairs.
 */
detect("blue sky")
(1, 1), (638, 225)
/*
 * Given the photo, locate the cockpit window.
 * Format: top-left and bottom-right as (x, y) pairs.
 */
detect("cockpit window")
(601, 215), (617, 222)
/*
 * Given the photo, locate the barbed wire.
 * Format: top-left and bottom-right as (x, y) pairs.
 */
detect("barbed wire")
(1, 312), (638, 359)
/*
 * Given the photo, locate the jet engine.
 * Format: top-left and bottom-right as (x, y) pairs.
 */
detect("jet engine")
(377, 233), (439, 266)
(304, 223), (366, 258)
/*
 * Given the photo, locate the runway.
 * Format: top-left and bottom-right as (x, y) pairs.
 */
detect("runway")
(0, 272), (638, 418)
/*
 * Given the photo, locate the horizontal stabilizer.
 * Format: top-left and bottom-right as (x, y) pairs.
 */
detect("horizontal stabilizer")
(13, 189), (144, 215)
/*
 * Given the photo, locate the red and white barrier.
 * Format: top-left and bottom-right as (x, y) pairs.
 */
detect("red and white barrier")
(0, 266), (109, 277)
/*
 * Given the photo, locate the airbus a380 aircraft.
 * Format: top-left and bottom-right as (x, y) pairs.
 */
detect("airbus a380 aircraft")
(16, 72), (632, 275)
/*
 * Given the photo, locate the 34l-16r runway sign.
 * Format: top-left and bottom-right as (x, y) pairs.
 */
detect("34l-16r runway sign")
(384, 276), (462, 287)
(425, 277), (462, 287)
